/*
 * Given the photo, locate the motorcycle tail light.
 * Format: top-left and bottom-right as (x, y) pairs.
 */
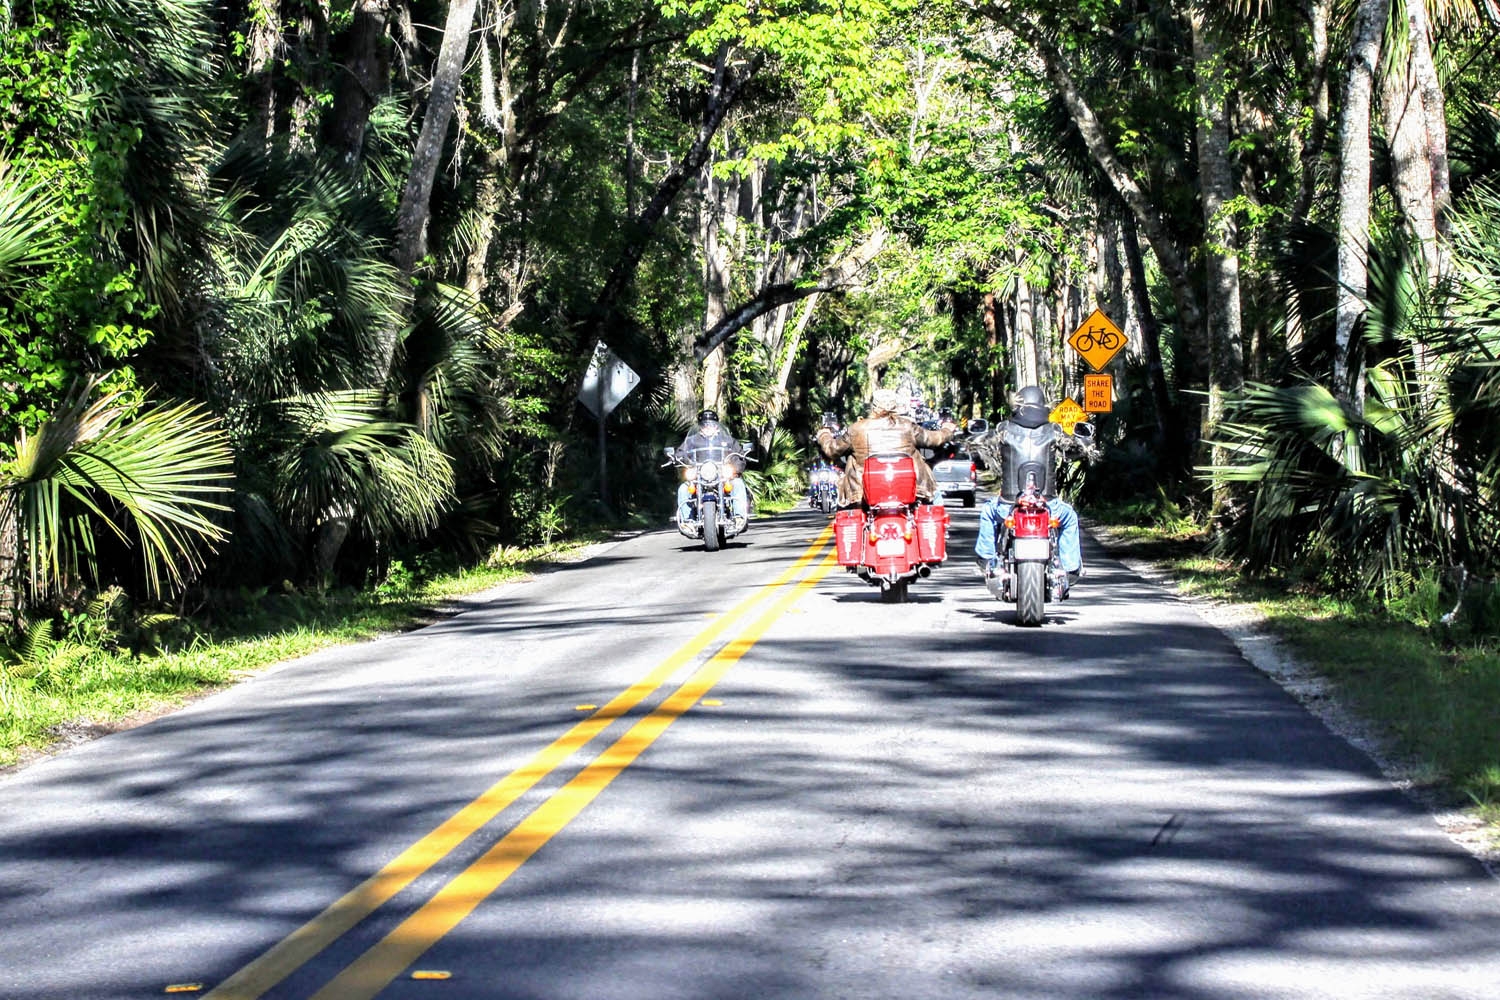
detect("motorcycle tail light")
(1050, 517), (1060, 528)
(1004, 517), (1015, 530)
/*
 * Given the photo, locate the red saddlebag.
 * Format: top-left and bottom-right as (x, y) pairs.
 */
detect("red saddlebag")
(833, 508), (866, 566)
(915, 504), (948, 562)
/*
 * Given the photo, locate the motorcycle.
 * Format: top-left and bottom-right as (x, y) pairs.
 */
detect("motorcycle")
(664, 443), (752, 552)
(807, 461), (840, 514)
(983, 481), (1066, 626)
(831, 453), (949, 603)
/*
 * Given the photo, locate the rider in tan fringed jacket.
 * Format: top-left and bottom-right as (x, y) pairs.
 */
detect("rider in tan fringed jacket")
(816, 389), (955, 507)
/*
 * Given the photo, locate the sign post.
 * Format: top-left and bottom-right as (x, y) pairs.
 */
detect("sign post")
(577, 341), (640, 506)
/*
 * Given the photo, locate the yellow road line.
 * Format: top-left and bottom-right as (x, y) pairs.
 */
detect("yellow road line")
(309, 551), (841, 1000)
(203, 530), (832, 1000)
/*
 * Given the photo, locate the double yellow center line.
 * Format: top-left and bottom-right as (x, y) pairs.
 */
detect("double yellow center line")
(205, 527), (836, 1000)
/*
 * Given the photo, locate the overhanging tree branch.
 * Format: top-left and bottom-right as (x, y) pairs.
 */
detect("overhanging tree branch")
(693, 227), (888, 359)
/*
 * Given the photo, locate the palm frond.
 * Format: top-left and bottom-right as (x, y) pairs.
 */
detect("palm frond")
(3, 382), (234, 600)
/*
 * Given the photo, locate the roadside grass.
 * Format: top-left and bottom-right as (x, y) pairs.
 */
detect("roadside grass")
(0, 536), (617, 770)
(1086, 499), (1500, 838)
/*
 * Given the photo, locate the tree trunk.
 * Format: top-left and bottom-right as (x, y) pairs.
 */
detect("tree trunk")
(463, 146), (506, 296)
(289, 2), (332, 153)
(1333, 0), (1386, 404)
(1122, 211), (1174, 464)
(1191, 12), (1245, 501)
(0, 495), (18, 631)
(325, 0), (391, 166)
(1292, 0), (1334, 225)
(1014, 275), (1038, 390)
(247, 0), (280, 141)
(1406, 0), (1450, 250)
(393, 0), (481, 277)
(983, 292), (1007, 410)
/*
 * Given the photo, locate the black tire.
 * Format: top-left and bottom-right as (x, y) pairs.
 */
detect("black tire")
(820, 494), (835, 514)
(702, 504), (720, 551)
(963, 493), (976, 508)
(1016, 561), (1045, 626)
(879, 579), (909, 604)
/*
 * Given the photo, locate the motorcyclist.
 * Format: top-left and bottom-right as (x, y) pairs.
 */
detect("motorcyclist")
(973, 385), (1093, 595)
(816, 388), (955, 506)
(674, 408), (751, 530)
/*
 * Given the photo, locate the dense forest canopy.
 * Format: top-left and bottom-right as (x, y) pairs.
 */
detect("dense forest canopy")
(1, 0), (1498, 623)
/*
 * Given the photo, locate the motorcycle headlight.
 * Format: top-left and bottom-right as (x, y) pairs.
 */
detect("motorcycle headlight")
(698, 461), (721, 483)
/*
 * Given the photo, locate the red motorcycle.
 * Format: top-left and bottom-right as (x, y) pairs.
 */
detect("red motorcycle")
(984, 484), (1064, 626)
(832, 453), (949, 603)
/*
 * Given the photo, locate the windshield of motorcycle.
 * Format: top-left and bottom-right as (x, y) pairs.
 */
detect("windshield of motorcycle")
(679, 431), (741, 467)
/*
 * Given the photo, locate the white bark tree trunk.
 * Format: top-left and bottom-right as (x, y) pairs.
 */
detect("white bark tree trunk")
(1191, 12), (1244, 495)
(1333, 0), (1386, 404)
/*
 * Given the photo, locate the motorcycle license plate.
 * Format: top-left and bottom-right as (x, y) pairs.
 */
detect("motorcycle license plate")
(1013, 537), (1050, 561)
(875, 537), (906, 557)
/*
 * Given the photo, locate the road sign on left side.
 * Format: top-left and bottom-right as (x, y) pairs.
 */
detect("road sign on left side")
(578, 341), (640, 418)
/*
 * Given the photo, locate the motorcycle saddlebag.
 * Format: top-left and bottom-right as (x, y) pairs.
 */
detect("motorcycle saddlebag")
(863, 453), (918, 507)
(914, 504), (948, 562)
(833, 508), (866, 566)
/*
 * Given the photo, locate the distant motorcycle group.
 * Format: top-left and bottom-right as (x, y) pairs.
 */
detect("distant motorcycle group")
(665, 388), (1093, 625)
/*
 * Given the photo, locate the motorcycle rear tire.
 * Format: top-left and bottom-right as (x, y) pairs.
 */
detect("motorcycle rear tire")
(702, 504), (721, 551)
(879, 579), (909, 604)
(1015, 561), (1045, 626)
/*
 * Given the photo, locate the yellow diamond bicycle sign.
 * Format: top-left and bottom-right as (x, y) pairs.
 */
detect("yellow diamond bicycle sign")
(1068, 309), (1127, 371)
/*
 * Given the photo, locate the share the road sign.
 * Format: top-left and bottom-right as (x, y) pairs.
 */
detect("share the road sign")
(1083, 374), (1113, 413)
(1068, 309), (1126, 371)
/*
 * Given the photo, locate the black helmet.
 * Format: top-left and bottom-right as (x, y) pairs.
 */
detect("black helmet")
(697, 408), (719, 424)
(1013, 386), (1050, 429)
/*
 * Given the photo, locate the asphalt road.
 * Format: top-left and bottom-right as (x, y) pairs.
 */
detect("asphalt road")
(2, 502), (1498, 1000)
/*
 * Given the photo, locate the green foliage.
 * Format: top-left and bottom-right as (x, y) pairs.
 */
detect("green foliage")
(2, 381), (234, 601)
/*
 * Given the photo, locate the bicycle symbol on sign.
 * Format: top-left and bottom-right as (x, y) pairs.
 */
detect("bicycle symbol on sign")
(1073, 326), (1124, 353)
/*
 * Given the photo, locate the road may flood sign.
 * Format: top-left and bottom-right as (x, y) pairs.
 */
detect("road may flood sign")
(578, 341), (640, 418)
(1067, 309), (1127, 372)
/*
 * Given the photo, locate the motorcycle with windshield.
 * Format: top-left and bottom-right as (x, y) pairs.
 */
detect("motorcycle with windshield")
(664, 440), (753, 551)
(807, 461), (841, 514)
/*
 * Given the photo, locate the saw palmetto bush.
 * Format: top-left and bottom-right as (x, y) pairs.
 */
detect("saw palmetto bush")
(1206, 188), (1500, 600)
(0, 382), (234, 608)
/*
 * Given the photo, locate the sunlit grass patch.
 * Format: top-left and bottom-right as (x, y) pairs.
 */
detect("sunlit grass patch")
(0, 537), (604, 769)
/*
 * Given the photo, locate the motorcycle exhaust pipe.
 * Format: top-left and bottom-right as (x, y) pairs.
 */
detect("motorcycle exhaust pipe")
(917, 565), (932, 578)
